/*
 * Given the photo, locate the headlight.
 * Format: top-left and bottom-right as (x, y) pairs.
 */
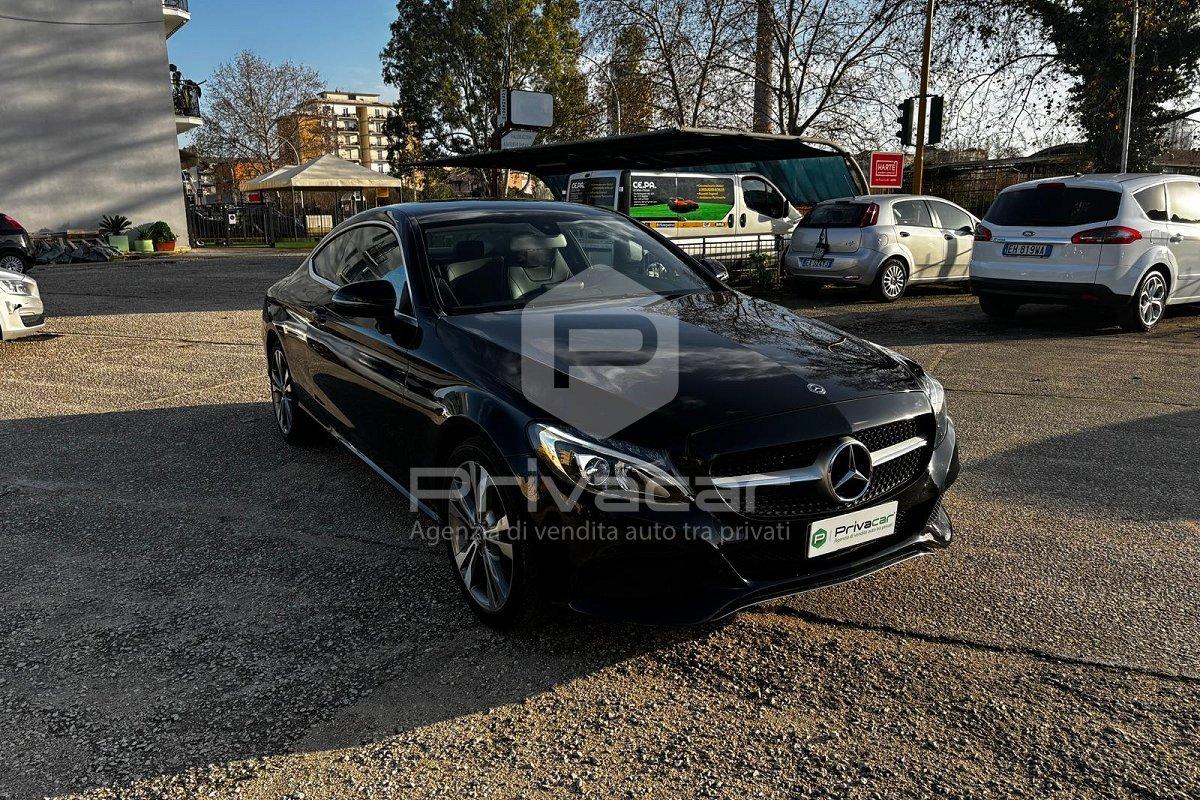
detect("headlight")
(0, 279), (31, 296)
(920, 373), (949, 444)
(530, 423), (690, 504)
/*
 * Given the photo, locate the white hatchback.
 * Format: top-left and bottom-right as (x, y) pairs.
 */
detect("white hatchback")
(0, 268), (46, 341)
(970, 174), (1200, 332)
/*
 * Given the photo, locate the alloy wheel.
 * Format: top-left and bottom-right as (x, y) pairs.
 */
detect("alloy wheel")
(448, 460), (515, 612)
(0, 254), (26, 274)
(268, 348), (295, 435)
(1138, 273), (1166, 328)
(882, 263), (906, 299)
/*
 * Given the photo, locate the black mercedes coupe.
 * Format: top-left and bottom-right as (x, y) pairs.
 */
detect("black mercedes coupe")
(263, 201), (958, 626)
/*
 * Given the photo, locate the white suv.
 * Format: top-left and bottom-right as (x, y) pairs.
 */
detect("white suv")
(970, 174), (1200, 332)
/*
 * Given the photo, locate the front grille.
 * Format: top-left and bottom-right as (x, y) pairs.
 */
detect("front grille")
(723, 498), (937, 582)
(708, 415), (933, 522)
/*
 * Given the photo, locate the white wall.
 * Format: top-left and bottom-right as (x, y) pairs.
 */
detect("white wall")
(0, 0), (188, 243)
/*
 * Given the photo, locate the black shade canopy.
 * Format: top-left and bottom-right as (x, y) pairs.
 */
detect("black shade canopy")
(417, 127), (856, 176)
(415, 127), (867, 204)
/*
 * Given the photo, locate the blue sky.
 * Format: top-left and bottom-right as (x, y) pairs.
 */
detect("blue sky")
(169, 0), (398, 99)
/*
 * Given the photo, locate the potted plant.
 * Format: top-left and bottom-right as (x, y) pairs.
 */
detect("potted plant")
(99, 214), (131, 253)
(132, 226), (155, 253)
(146, 221), (177, 252)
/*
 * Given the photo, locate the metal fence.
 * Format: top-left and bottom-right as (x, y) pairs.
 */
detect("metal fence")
(186, 203), (319, 248)
(674, 234), (787, 277)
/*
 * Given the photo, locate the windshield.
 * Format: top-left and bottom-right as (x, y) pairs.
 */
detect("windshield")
(801, 203), (866, 227)
(423, 211), (714, 312)
(985, 187), (1121, 226)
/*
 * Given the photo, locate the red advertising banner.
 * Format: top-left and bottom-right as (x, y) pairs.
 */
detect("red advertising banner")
(869, 152), (905, 189)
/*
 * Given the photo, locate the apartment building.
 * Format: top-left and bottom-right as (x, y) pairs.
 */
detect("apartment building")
(0, 0), (196, 242)
(279, 91), (396, 174)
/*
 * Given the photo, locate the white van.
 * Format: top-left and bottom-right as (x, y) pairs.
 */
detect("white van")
(565, 170), (802, 255)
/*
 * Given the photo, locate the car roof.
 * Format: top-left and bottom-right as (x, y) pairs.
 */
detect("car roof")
(819, 193), (960, 205)
(380, 199), (613, 224)
(1000, 173), (1200, 194)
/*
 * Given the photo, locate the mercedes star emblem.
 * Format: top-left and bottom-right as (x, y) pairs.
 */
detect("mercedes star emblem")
(821, 438), (873, 503)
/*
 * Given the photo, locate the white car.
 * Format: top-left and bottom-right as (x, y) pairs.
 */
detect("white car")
(783, 194), (977, 301)
(971, 174), (1200, 332)
(0, 268), (46, 341)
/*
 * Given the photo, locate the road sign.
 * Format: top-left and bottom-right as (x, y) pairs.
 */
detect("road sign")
(498, 88), (553, 129)
(501, 129), (538, 149)
(869, 152), (905, 189)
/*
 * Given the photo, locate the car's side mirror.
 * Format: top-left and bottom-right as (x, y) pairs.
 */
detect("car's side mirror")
(698, 258), (730, 283)
(330, 279), (397, 319)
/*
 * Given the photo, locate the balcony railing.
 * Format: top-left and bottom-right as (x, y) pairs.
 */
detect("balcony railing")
(173, 80), (201, 118)
(164, 0), (189, 12)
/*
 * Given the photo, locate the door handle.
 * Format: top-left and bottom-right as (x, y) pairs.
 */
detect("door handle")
(1170, 234), (1183, 243)
(899, 231), (911, 237)
(739, 213), (747, 227)
(944, 233), (954, 240)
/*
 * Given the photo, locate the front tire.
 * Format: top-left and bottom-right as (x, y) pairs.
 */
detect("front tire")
(1118, 269), (1168, 333)
(445, 439), (544, 628)
(267, 343), (320, 444)
(872, 259), (908, 302)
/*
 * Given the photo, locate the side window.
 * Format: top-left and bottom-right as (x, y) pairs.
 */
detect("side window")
(1134, 184), (1168, 222)
(312, 224), (405, 286)
(893, 200), (933, 227)
(742, 177), (787, 218)
(1166, 182), (1200, 224)
(931, 201), (973, 232)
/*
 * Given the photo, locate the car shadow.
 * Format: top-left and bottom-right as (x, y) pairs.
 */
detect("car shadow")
(0, 402), (718, 797)
(969, 408), (1200, 523)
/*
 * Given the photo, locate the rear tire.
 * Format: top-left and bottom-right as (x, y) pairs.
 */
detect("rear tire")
(872, 259), (908, 302)
(267, 342), (321, 445)
(444, 439), (545, 629)
(1118, 269), (1168, 333)
(978, 293), (1021, 319)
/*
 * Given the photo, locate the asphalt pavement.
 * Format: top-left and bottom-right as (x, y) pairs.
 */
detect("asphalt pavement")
(1, 251), (1196, 799)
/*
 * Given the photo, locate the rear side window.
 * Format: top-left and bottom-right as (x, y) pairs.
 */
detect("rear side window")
(802, 203), (866, 227)
(1135, 184), (1168, 222)
(1167, 182), (1200, 224)
(985, 187), (1121, 226)
(893, 200), (933, 227)
(930, 201), (973, 232)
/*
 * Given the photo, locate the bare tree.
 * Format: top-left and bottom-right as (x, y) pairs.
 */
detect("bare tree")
(192, 51), (326, 174)
(581, 0), (747, 128)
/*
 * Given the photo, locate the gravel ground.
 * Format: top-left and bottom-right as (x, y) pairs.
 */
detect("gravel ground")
(1, 251), (1197, 799)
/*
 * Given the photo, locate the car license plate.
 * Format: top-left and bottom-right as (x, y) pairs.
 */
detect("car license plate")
(1002, 243), (1052, 258)
(801, 258), (833, 269)
(808, 501), (899, 558)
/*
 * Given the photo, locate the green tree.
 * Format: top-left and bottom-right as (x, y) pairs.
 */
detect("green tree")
(1027, 0), (1200, 171)
(381, 0), (591, 165)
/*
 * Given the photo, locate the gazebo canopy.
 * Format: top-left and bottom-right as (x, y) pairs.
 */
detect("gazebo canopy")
(241, 154), (404, 191)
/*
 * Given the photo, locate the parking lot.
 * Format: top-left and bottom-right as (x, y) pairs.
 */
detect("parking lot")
(2, 251), (1198, 799)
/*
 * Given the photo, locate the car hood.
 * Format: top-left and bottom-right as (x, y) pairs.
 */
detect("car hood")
(441, 291), (921, 448)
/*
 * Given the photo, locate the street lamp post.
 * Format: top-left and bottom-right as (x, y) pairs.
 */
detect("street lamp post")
(1120, 0), (1139, 173)
(578, 51), (621, 135)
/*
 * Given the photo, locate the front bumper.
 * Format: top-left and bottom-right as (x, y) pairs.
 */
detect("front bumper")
(782, 249), (883, 284)
(971, 276), (1127, 307)
(0, 295), (46, 340)
(527, 420), (959, 625)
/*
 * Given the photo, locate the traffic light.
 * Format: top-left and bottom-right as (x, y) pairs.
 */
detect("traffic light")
(896, 98), (915, 147)
(928, 95), (944, 146)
